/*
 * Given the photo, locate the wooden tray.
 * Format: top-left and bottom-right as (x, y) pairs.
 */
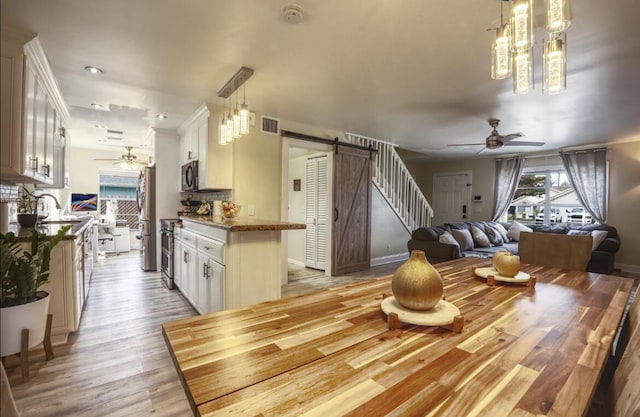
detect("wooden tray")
(381, 295), (464, 333)
(472, 266), (536, 287)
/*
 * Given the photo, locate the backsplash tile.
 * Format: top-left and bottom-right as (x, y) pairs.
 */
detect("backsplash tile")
(0, 184), (19, 203)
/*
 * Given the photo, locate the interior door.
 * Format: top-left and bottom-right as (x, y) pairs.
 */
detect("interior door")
(332, 145), (372, 275)
(432, 172), (471, 225)
(305, 156), (328, 270)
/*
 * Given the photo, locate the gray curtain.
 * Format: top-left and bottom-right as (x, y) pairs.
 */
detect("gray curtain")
(560, 148), (608, 223)
(492, 155), (524, 221)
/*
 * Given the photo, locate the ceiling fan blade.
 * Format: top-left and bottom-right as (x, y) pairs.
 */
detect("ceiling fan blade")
(503, 141), (545, 147)
(93, 158), (121, 161)
(448, 143), (485, 147)
(501, 133), (525, 142)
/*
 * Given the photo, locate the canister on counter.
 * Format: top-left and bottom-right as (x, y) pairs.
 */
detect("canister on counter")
(213, 200), (222, 217)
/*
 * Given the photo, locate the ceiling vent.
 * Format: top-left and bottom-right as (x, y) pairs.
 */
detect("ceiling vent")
(107, 129), (124, 135)
(261, 116), (280, 136)
(282, 4), (304, 24)
(106, 136), (123, 141)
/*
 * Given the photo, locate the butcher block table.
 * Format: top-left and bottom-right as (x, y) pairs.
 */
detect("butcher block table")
(162, 257), (633, 417)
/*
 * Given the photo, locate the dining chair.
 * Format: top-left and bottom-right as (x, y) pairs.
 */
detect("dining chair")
(518, 232), (593, 271)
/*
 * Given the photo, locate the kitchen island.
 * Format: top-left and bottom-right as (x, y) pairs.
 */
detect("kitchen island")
(163, 257), (632, 417)
(6, 216), (96, 344)
(175, 216), (305, 313)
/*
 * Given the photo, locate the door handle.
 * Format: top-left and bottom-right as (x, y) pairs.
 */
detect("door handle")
(203, 263), (209, 279)
(334, 208), (339, 222)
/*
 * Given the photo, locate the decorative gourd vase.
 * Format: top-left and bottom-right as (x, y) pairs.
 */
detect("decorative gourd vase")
(17, 214), (38, 228)
(493, 251), (520, 277)
(392, 250), (443, 311)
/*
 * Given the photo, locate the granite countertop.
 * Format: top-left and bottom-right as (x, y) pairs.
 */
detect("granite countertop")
(6, 216), (95, 242)
(180, 215), (306, 232)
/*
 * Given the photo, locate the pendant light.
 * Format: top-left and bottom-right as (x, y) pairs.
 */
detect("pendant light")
(546, 0), (572, 32)
(232, 92), (241, 139)
(239, 84), (250, 135)
(513, 48), (533, 94)
(225, 99), (234, 143)
(219, 112), (227, 145)
(511, 0), (533, 51)
(491, 2), (512, 80)
(543, 32), (566, 94)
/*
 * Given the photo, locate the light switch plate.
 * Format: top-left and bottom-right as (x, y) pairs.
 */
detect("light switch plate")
(248, 205), (255, 216)
(249, 112), (256, 126)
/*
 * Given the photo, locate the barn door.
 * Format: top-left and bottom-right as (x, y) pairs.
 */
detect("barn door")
(305, 156), (328, 270)
(332, 145), (372, 275)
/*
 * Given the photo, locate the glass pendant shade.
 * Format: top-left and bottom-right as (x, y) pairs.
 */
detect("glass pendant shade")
(491, 24), (512, 79)
(543, 33), (566, 94)
(511, 0), (533, 51)
(233, 109), (241, 138)
(239, 103), (250, 134)
(225, 114), (234, 143)
(546, 0), (572, 32)
(513, 48), (534, 94)
(219, 114), (227, 145)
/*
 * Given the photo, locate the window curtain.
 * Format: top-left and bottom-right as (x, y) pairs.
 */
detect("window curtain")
(560, 148), (607, 223)
(492, 155), (524, 221)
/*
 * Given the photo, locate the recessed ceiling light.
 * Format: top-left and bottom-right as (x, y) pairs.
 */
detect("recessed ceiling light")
(84, 66), (103, 75)
(91, 103), (104, 109)
(156, 114), (167, 119)
(95, 124), (107, 129)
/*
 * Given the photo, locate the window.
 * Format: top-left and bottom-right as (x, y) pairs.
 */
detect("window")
(98, 170), (139, 230)
(505, 167), (594, 225)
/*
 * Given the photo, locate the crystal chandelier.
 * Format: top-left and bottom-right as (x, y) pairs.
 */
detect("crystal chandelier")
(490, 0), (571, 95)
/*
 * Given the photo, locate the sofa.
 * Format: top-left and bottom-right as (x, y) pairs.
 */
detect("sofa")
(407, 220), (620, 274)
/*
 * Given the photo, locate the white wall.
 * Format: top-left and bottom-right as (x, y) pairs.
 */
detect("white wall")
(370, 186), (411, 265)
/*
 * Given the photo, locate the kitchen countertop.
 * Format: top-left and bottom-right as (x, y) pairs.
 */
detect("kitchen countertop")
(180, 215), (306, 232)
(6, 216), (94, 241)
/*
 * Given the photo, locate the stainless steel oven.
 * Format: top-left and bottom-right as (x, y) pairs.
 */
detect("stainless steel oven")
(160, 218), (181, 289)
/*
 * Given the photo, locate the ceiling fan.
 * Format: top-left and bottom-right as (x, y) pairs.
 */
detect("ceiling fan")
(93, 146), (148, 169)
(448, 118), (545, 151)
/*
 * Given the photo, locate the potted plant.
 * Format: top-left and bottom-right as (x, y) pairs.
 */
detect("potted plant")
(0, 225), (71, 358)
(16, 187), (38, 228)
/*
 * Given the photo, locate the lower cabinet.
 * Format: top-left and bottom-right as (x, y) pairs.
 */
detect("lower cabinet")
(173, 238), (183, 290)
(196, 253), (223, 315)
(179, 241), (198, 308)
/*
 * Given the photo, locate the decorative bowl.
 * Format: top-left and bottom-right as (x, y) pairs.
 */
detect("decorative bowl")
(222, 202), (241, 218)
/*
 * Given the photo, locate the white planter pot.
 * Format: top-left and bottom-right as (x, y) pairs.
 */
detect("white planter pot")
(0, 292), (50, 357)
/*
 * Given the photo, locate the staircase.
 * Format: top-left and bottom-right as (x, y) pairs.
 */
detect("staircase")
(345, 133), (433, 232)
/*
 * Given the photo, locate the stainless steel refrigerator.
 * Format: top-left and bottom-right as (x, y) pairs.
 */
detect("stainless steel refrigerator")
(137, 165), (157, 271)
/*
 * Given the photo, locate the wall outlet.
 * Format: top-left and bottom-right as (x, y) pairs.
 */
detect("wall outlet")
(249, 112), (256, 126)
(248, 204), (255, 216)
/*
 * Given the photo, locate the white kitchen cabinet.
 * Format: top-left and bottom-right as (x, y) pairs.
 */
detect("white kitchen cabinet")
(178, 229), (198, 307)
(196, 254), (223, 314)
(177, 103), (232, 190)
(0, 33), (70, 186)
(173, 237), (183, 290)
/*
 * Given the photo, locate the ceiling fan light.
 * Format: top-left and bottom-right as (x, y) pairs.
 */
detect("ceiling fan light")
(511, 0), (533, 51)
(491, 24), (512, 79)
(546, 0), (572, 32)
(543, 33), (567, 95)
(513, 48), (534, 94)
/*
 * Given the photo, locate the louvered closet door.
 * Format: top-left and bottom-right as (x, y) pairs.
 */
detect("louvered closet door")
(305, 156), (328, 270)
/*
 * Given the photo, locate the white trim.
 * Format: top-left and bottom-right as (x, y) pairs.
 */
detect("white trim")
(370, 252), (408, 267)
(615, 263), (640, 274)
(287, 258), (306, 268)
(177, 103), (210, 135)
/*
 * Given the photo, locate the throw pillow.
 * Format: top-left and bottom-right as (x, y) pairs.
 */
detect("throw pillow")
(506, 221), (533, 242)
(493, 223), (511, 242)
(438, 232), (460, 248)
(484, 225), (504, 246)
(591, 230), (608, 250)
(451, 229), (474, 251)
(470, 225), (491, 247)
(567, 230), (591, 236)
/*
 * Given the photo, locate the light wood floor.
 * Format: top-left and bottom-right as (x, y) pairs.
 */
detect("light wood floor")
(3, 251), (402, 416)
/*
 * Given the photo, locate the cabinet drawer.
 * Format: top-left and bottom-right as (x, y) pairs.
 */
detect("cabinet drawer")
(180, 229), (197, 247)
(197, 235), (224, 265)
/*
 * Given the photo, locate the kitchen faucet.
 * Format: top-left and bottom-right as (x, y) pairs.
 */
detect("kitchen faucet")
(34, 193), (62, 221)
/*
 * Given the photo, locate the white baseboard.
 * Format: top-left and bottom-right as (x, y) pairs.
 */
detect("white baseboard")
(287, 258), (306, 268)
(615, 263), (640, 274)
(371, 252), (409, 267)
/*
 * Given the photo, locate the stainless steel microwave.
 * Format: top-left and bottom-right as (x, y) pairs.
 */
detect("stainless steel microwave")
(181, 160), (198, 191)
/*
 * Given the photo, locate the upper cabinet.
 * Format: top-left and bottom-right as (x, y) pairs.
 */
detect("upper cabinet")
(1, 32), (71, 188)
(177, 104), (232, 191)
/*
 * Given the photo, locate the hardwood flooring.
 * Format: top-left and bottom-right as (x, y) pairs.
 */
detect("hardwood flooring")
(3, 251), (402, 416)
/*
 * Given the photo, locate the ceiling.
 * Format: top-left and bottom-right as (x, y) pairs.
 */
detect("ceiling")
(2, 0), (640, 160)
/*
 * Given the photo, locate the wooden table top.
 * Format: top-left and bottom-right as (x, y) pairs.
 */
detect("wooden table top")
(162, 257), (633, 417)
